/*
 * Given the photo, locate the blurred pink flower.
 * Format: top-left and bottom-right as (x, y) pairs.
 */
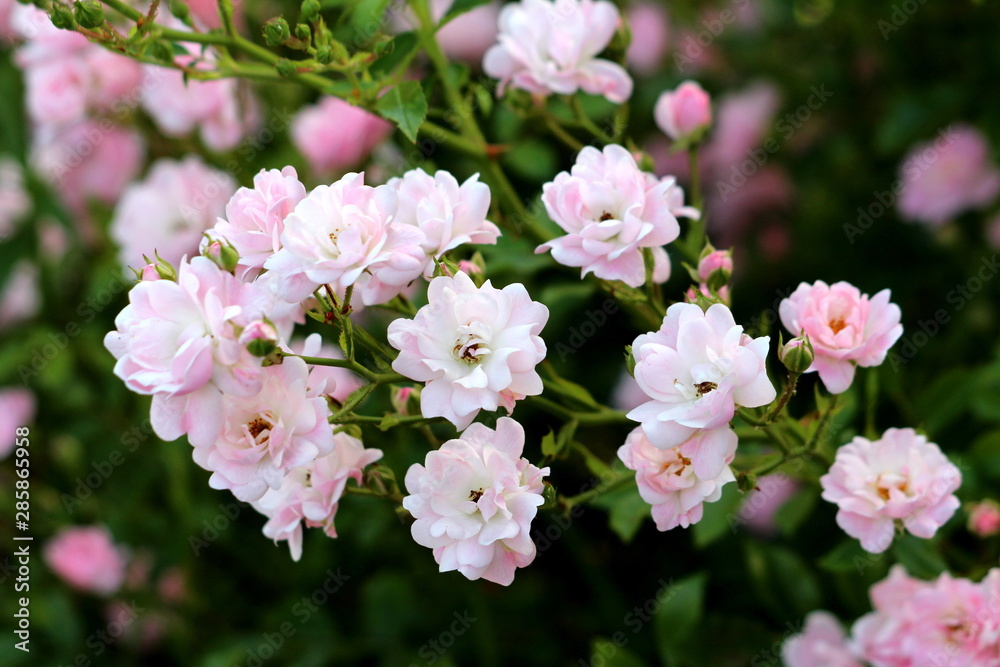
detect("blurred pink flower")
(740, 473), (799, 536)
(779, 280), (902, 394)
(897, 124), (1000, 227)
(0, 260), (40, 330)
(628, 302), (775, 449)
(0, 156), (29, 240)
(192, 357), (336, 502)
(704, 82), (781, 174)
(782, 611), (862, 667)
(618, 426), (737, 531)
(434, 0), (501, 63)
(655, 80), (712, 142)
(483, 0), (633, 103)
(111, 157), (237, 269)
(388, 272), (548, 430)
(209, 166), (307, 277)
(625, 2), (670, 76)
(967, 499), (1000, 538)
(537, 145), (690, 287)
(403, 417), (549, 585)
(820, 428), (961, 553)
(44, 526), (127, 596)
(253, 432), (382, 560)
(291, 97), (392, 177)
(0, 387), (34, 459)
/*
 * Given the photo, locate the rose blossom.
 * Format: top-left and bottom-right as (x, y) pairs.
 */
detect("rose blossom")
(820, 428), (961, 554)
(386, 168), (501, 276)
(739, 474), (799, 536)
(781, 611), (862, 667)
(897, 124), (1000, 227)
(111, 157), (237, 269)
(402, 417), (549, 585)
(967, 499), (1000, 538)
(483, 0), (633, 103)
(536, 145), (695, 287)
(291, 97), (392, 177)
(43, 526), (127, 596)
(779, 280), (903, 394)
(625, 2), (670, 76)
(264, 172), (426, 305)
(209, 167), (307, 277)
(618, 426), (737, 531)
(0, 388), (34, 459)
(387, 272), (548, 430)
(252, 433), (383, 560)
(192, 357), (336, 502)
(851, 565), (1000, 666)
(628, 302), (775, 450)
(655, 81), (712, 142)
(104, 256), (274, 447)
(393, 0), (500, 63)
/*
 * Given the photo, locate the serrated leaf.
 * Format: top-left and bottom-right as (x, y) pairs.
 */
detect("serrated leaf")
(375, 81), (427, 143)
(440, 0), (491, 26)
(592, 481), (646, 543)
(369, 32), (419, 76)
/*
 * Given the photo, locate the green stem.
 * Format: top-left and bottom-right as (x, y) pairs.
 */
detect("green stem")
(686, 146), (706, 257)
(764, 372), (800, 423)
(560, 473), (633, 511)
(344, 484), (404, 504)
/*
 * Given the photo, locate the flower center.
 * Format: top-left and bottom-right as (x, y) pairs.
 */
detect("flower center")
(875, 474), (908, 501)
(661, 454), (691, 476)
(452, 322), (492, 364)
(469, 488), (484, 502)
(598, 211), (615, 222)
(246, 416), (270, 439)
(829, 317), (847, 334)
(695, 381), (718, 396)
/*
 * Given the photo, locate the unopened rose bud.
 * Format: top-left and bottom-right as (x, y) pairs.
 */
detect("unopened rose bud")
(203, 239), (239, 273)
(263, 17), (290, 46)
(697, 248), (733, 291)
(142, 253), (177, 281)
(50, 4), (76, 30)
(624, 345), (636, 377)
(780, 337), (814, 374)
(737, 471), (758, 493)
(275, 58), (297, 78)
(294, 23), (311, 42)
(300, 0), (321, 22)
(169, 0), (190, 21)
(967, 500), (1000, 537)
(654, 80), (712, 143)
(240, 320), (279, 357)
(390, 386), (419, 415)
(73, 0), (105, 29)
(139, 264), (162, 282)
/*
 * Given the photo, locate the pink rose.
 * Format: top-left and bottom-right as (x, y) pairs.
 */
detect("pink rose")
(537, 145), (693, 287)
(625, 2), (670, 76)
(897, 124), (1000, 227)
(111, 157), (237, 269)
(655, 80), (712, 142)
(483, 0), (633, 103)
(0, 387), (35, 460)
(388, 272), (548, 430)
(967, 499), (1000, 538)
(44, 526), (127, 596)
(628, 302), (775, 449)
(433, 0), (501, 63)
(779, 280), (903, 394)
(290, 97), (392, 177)
(618, 426), (737, 531)
(782, 611), (862, 667)
(402, 417), (549, 585)
(820, 428), (961, 553)
(252, 433), (382, 560)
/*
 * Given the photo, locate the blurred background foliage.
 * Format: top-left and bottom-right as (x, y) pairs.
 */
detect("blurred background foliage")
(2, 0), (1000, 665)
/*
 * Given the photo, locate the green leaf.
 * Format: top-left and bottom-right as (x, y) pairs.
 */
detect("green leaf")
(588, 639), (645, 667)
(745, 543), (822, 620)
(369, 32), (419, 76)
(592, 482), (647, 543)
(818, 539), (871, 574)
(692, 484), (742, 548)
(440, 0), (491, 27)
(774, 486), (819, 536)
(540, 429), (559, 458)
(652, 573), (707, 664)
(892, 534), (947, 579)
(375, 81), (427, 143)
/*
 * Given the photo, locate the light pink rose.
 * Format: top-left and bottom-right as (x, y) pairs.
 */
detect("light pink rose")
(779, 280), (903, 394)
(820, 428), (961, 554)
(252, 433), (383, 560)
(192, 357), (336, 502)
(290, 97), (392, 177)
(43, 526), (127, 596)
(897, 124), (1000, 227)
(968, 499), (1000, 538)
(628, 302), (775, 450)
(402, 417), (549, 585)
(697, 249), (733, 280)
(0, 387), (34, 459)
(388, 272), (548, 430)
(0, 260), (40, 330)
(387, 167), (500, 277)
(31, 121), (145, 225)
(852, 565), (1000, 667)
(781, 611), (862, 667)
(209, 166), (307, 277)
(104, 256), (278, 447)
(618, 426), (737, 531)
(537, 144), (693, 287)
(483, 0), (633, 103)
(625, 2), (670, 76)
(703, 81), (781, 174)
(265, 172), (425, 305)
(0, 157), (29, 239)
(739, 473), (799, 536)
(655, 80), (712, 142)
(111, 157), (237, 269)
